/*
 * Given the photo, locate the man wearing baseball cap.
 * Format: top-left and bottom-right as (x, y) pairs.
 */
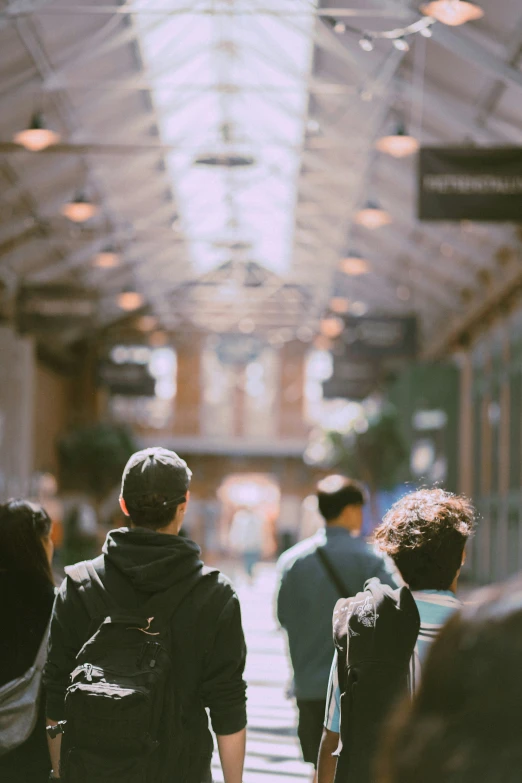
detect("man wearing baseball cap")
(45, 447), (247, 783)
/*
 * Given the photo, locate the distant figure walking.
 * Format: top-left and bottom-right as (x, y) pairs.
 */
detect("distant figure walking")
(229, 507), (265, 581)
(276, 476), (395, 772)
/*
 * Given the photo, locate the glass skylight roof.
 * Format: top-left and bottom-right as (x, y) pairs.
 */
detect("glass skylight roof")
(135, 0), (316, 276)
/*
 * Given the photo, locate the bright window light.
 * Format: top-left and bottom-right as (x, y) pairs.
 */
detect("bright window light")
(134, 0), (317, 276)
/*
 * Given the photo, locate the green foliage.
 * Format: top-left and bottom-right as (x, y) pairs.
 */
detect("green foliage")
(327, 403), (407, 491)
(58, 423), (137, 500)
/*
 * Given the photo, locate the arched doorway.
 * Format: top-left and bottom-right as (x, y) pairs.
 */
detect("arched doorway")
(217, 473), (280, 559)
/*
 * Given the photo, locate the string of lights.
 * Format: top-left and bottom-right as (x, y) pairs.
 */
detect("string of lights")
(323, 1), (484, 51)
(322, 13), (436, 53)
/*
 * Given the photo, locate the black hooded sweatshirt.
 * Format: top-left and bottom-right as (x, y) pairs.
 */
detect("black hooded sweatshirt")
(44, 527), (247, 783)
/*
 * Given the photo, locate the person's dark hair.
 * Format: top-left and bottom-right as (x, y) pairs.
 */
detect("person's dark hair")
(374, 488), (475, 590)
(316, 475), (366, 522)
(0, 499), (53, 585)
(378, 577), (522, 783)
(125, 493), (186, 531)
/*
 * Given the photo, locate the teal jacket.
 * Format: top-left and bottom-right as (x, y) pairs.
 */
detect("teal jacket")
(276, 526), (395, 700)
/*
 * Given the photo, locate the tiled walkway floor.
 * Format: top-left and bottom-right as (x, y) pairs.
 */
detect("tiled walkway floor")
(212, 564), (311, 783)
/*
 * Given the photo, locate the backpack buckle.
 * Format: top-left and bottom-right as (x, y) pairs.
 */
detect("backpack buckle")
(46, 721), (67, 739)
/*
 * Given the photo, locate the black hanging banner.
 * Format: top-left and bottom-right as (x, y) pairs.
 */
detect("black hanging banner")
(340, 316), (417, 360)
(323, 359), (378, 401)
(418, 147), (522, 221)
(97, 360), (156, 397)
(17, 285), (97, 333)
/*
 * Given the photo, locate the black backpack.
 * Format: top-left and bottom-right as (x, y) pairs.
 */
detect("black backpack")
(59, 560), (199, 783)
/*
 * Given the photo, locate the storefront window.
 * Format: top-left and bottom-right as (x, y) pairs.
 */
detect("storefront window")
(108, 345), (176, 430)
(243, 350), (279, 439)
(304, 349), (367, 433)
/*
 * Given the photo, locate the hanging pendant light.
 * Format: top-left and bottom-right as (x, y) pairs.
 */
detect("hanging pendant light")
(339, 251), (371, 276)
(93, 246), (120, 268)
(136, 315), (158, 332)
(61, 192), (98, 223)
(393, 36), (410, 52)
(359, 34), (374, 52)
(149, 330), (168, 347)
(320, 316), (344, 339)
(355, 200), (392, 229)
(314, 335), (332, 351)
(330, 297), (350, 314)
(376, 123), (419, 158)
(13, 112), (60, 151)
(420, 1), (484, 26)
(117, 290), (144, 311)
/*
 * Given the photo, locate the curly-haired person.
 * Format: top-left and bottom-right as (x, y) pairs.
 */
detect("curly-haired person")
(378, 576), (522, 783)
(317, 489), (476, 783)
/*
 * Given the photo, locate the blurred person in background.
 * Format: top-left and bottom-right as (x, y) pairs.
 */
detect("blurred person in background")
(318, 489), (475, 783)
(298, 494), (324, 541)
(228, 505), (266, 582)
(378, 576), (522, 783)
(0, 500), (55, 783)
(276, 476), (395, 774)
(34, 473), (63, 565)
(62, 500), (98, 565)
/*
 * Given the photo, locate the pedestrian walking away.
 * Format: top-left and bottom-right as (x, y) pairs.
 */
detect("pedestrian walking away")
(317, 488), (476, 783)
(377, 575), (522, 783)
(276, 475), (395, 773)
(44, 447), (247, 783)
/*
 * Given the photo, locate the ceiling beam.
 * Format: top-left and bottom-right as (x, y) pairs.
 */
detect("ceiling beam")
(376, 0), (522, 93)
(5, 4), (413, 18)
(423, 262), (522, 360)
(431, 23), (522, 94)
(473, 13), (522, 127)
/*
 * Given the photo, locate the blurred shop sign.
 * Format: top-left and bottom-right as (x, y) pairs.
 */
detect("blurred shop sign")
(412, 409), (448, 431)
(340, 316), (417, 359)
(323, 360), (378, 400)
(17, 285), (97, 333)
(419, 147), (522, 221)
(216, 334), (264, 365)
(323, 378), (374, 400)
(97, 360), (156, 397)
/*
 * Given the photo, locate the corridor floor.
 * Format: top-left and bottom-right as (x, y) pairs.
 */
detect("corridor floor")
(211, 563), (311, 783)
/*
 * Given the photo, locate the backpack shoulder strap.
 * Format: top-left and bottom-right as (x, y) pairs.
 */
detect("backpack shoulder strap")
(65, 560), (110, 620)
(144, 568), (207, 630)
(316, 546), (348, 597)
(34, 618), (52, 671)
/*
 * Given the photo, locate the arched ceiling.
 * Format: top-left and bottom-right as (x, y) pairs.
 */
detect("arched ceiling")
(0, 0), (522, 359)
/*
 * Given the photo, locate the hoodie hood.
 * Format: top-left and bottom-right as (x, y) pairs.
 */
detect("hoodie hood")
(103, 527), (204, 593)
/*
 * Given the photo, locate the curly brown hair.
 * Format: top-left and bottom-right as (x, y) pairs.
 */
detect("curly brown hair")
(374, 489), (475, 590)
